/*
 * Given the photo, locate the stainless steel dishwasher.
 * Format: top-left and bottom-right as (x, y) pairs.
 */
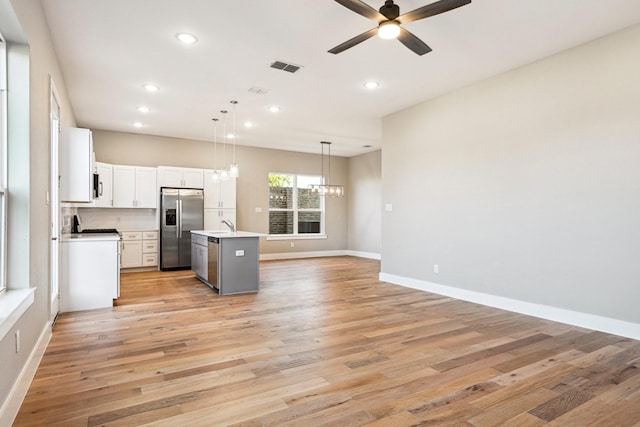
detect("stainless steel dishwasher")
(207, 236), (219, 290)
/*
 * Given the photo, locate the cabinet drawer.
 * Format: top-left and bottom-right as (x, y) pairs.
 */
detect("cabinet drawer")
(142, 240), (158, 253)
(142, 253), (158, 266)
(143, 231), (158, 240)
(122, 231), (142, 241)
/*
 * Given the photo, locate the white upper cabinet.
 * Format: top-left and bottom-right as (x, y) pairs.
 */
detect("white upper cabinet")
(203, 170), (236, 209)
(95, 162), (113, 207)
(158, 166), (204, 189)
(135, 167), (158, 208)
(60, 127), (94, 203)
(112, 165), (157, 208)
(112, 166), (135, 207)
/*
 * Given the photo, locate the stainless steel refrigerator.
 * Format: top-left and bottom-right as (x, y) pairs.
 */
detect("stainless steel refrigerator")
(160, 188), (204, 270)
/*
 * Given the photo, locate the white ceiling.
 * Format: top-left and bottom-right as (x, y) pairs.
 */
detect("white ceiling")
(41, 0), (640, 157)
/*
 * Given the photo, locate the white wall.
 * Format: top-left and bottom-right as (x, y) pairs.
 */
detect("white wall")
(381, 24), (640, 328)
(347, 150), (381, 257)
(0, 0), (76, 418)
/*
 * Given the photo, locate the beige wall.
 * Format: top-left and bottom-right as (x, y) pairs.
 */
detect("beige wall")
(347, 150), (381, 255)
(92, 130), (349, 255)
(381, 24), (640, 325)
(0, 0), (76, 413)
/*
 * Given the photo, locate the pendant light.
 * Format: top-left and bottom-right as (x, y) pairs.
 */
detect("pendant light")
(309, 141), (344, 197)
(211, 118), (220, 182)
(220, 110), (229, 181)
(229, 100), (239, 178)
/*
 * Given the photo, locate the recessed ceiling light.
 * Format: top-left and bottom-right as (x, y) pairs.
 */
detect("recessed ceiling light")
(143, 84), (159, 92)
(244, 121), (254, 128)
(176, 33), (198, 45)
(364, 81), (380, 89)
(133, 122), (143, 128)
(138, 106), (150, 113)
(226, 133), (235, 139)
(269, 105), (280, 113)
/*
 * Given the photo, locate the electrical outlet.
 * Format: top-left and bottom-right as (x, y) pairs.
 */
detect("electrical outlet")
(434, 264), (439, 274)
(290, 242), (295, 248)
(15, 330), (20, 353)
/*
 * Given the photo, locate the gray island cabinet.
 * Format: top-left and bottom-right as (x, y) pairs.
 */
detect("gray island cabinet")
(191, 230), (264, 295)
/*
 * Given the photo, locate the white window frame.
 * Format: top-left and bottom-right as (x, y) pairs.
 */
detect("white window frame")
(267, 173), (326, 240)
(0, 35), (7, 293)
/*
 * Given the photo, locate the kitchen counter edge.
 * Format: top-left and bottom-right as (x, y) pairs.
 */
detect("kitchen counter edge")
(191, 230), (266, 239)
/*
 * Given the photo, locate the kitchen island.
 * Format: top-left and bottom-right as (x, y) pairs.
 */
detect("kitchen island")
(191, 230), (264, 295)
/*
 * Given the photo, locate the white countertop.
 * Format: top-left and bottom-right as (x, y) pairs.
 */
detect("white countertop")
(61, 233), (121, 242)
(191, 230), (266, 239)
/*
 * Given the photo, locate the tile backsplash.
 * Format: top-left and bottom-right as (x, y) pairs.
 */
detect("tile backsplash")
(73, 208), (158, 231)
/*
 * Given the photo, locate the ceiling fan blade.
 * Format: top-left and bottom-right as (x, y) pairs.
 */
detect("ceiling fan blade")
(333, 0), (385, 22)
(328, 27), (378, 54)
(398, 0), (471, 24)
(397, 28), (432, 55)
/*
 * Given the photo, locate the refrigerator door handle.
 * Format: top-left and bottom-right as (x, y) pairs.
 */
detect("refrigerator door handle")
(176, 199), (180, 238)
(178, 199), (183, 237)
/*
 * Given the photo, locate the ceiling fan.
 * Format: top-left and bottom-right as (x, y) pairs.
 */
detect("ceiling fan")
(328, 0), (471, 56)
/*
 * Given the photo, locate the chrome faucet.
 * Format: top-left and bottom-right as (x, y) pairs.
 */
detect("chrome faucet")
(221, 219), (236, 232)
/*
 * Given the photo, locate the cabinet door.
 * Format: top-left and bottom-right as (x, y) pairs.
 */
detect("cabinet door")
(112, 165), (136, 207)
(158, 166), (183, 188)
(135, 167), (158, 208)
(219, 209), (236, 229)
(219, 178), (236, 209)
(60, 127), (94, 203)
(121, 240), (142, 268)
(204, 208), (236, 230)
(95, 162), (113, 207)
(203, 170), (221, 208)
(182, 168), (204, 189)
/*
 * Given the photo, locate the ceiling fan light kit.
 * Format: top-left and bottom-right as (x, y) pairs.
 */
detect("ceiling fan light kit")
(329, 0), (471, 55)
(378, 20), (400, 39)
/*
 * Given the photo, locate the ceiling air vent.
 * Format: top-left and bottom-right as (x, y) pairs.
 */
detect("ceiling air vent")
(248, 86), (270, 95)
(270, 60), (302, 73)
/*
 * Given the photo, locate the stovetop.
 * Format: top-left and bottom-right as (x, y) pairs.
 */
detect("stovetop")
(79, 228), (119, 234)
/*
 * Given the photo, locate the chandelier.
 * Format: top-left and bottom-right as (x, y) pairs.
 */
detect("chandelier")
(309, 141), (344, 197)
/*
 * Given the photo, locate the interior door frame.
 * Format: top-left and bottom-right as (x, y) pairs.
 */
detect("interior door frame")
(49, 76), (61, 324)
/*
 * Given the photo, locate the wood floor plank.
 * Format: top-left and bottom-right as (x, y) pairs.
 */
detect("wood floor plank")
(12, 256), (640, 426)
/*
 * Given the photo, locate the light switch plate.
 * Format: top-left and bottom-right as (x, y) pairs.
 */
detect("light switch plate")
(255, 207), (262, 213)
(385, 204), (393, 212)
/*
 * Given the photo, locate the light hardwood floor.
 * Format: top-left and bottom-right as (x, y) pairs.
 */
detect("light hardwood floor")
(13, 257), (640, 426)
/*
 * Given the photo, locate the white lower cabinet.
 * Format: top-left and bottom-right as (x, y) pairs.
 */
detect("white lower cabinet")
(142, 231), (159, 266)
(121, 232), (142, 268)
(61, 236), (119, 312)
(121, 230), (159, 268)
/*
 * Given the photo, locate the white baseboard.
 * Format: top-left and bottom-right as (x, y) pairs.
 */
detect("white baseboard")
(0, 322), (52, 426)
(260, 250), (348, 261)
(379, 272), (640, 341)
(346, 250), (381, 260)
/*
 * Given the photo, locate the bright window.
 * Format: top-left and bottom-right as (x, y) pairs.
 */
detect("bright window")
(268, 173), (324, 236)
